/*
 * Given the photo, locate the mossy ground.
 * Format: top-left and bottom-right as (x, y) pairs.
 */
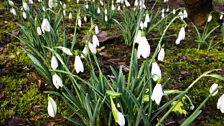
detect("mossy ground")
(0, 0), (224, 126)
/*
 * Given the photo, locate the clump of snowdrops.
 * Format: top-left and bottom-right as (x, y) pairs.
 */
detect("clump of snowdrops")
(8, 0), (224, 125)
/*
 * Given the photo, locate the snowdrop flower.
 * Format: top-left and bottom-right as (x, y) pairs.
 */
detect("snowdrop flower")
(116, 0), (121, 3)
(158, 48), (165, 61)
(220, 14), (223, 20)
(207, 14), (212, 22)
(23, 2), (29, 11)
(10, 8), (16, 15)
(63, 10), (66, 16)
(97, 7), (101, 14)
(143, 21), (148, 28)
(95, 25), (99, 34)
(161, 9), (165, 18)
(22, 11), (27, 19)
(217, 94), (224, 113)
(111, 4), (115, 10)
(105, 15), (108, 22)
(29, 0), (33, 4)
(172, 9), (176, 15)
(88, 43), (97, 54)
(209, 83), (218, 96)
(81, 47), (88, 58)
(78, 18), (82, 27)
(104, 9), (108, 15)
(48, 0), (57, 9)
(125, 0), (130, 7)
(178, 11), (184, 20)
(76, 0), (79, 4)
(140, 21), (144, 30)
(134, 0), (138, 7)
(68, 12), (72, 19)
(92, 35), (100, 47)
(100, 0), (104, 6)
(183, 9), (188, 18)
(41, 18), (51, 33)
(166, 7), (170, 12)
(8, 0), (14, 6)
(151, 62), (161, 81)
(74, 56), (84, 73)
(51, 56), (58, 70)
(52, 73), (63, 89)
(151, 83), (164, 104)
(135, 30), (141, 43)
(38, 0), (42, 2)
(145, 13), (150, 23)
(37, 26), (42, 35)
(84, 16), (87, 22)
(117, 5), (121, 10)
(85, 4), (89, 9)
(58, 47), (73, 56)
(48, 97), (57, 117)
(111, 98), (125, 126)
(137, 33), (150, 59)
(175, 27), (185, 45)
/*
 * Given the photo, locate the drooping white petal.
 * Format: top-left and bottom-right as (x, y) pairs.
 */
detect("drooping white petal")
(78, 18), (82, 27)
(105, 15), (108, 22)
(92, 35), (100, 47)
(58, 47), (73, 56)
(97, 7), (101, 14)
(207, 14), (212, 22)
(10, 8), (16, 15)
(217, 94), (224, 113)
(151, 83), (163, 104)
(137, 36), (150, 59)
(23, 2), (29, 11)
(51, 56), (58, 70)
(52, 73), (63, 89)
(48, 97), (57, 117)
(22, 12), (27, 19)
(209, 83), (218, 96)
(151, 62), (161, 81)
(81, 47), (88, 58)
(134, 0), (138, 6)
(74, 56), (84, 73)
(145, 13), (150, 23)
(88, 43), (97, 54)
(8, 0), (14, 6)
(135, 30), (141, 44)
(111, 4), (115, 10)
(117, 112), (125, 126)
(69, 12), (72, 19)
(29, 0), (33, 4)
(172, 9), (176, 15)
(183, 10), (188, 18)
(158, 48), (165, 61)
(95, 25), (99, 34)
(220, 14), (223, 20)
(125, 0), (130, 7)
(84, 16), (87, 22)
(48, 0), (57, 9)
(178, 11), (184, 20)
(37, 27), (42, 35)
(175, 27), (185, 45)
(41, 18), (51, 33)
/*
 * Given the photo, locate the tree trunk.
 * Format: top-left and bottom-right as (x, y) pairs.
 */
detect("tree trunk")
(184, 0), (213, 26)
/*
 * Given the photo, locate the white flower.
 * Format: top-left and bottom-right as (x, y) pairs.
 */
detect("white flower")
(10, 8), (16, 15)
(97, 7), (101, 14)
(161, 9), (165, 18)
(158, 48), (165, 61)
(81, 47), (88, 58)
(76, 0), (79, 4)
(95, 25), (99, 34)
(92, 35), (100, 47)
(51, 56), (58, 70)
(175, 27), (185, 45)
(8, 0), (14, 6)
(48, 97), (57, 117)
(69, 12), (72, 19)
(183, 10), (188, 18)
(29, 0), (33, 4)
(217, 94), (224, 113)
(104, 9), (107, 15)
(85, 4), (89, 9)
(117, 6), (121, 10)
(137, 36), (150, 59)
(140, 21), (144, 30)
(38, 0), (42, 2)
(166, 7), (169, 12)
(88, 43), (97, 54)
(48, 0), (57, 9)
(52, 73), (63, 89)
(111, 4), (115, 10)
(84, 16), (87, 22)
(74, 56), (84, 73)
(207, 14), (212, 22)
(172, 9), (176, 15)
(125, 0), (130, 7)
(22, 11), (27, 19)
(117, 112), (125, 126)
(151, 62), (161, 81)
(63, 10), (66, 16)
(100, 0), (104, 6)
(151, 83), (164, 104)
(23, 2), (29, 11)
(220, 14), (223, 20)
(143, 21), (148, 28)
(105, 15), (108, 22)
(41, 18), (51, 33)
(58, 47), (73, 56)
(37, 27), (42, 35)
(134, 0), (138, 6)
(78, 18), (82, 27)
(178, 11), (184, 20)
(135, 30), (141, 43)
(145, 13), (150, 23)
(209, 83), (218, 96)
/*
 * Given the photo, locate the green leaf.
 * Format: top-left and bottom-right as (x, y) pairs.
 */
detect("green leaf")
(181, 110), (202, 126)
